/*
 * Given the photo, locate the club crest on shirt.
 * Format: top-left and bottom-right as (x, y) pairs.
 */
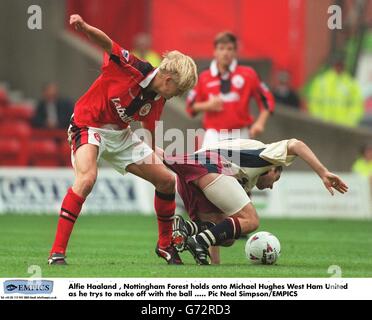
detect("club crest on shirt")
(94, 132), (101, 143)
(232, 74), (245, 89)
(121, 49), (129, 62)
(139, 103), (152, 116)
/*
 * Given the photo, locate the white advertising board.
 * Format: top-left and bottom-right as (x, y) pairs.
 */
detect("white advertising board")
(0, 169), (370, 219)
(252, 173), (371, 219)
(0, 168), (154, 214)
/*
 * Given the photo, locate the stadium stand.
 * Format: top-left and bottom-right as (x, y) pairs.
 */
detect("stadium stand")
(0, 84), (70, 167)
(59, 140), (73, 167)
(0, 121), (31, 166)
(1, 1), (372, 171)
(0, 103), (34, 123)
(0, 87), (9, 108)
(29, 140), (60, 167)
(0, 139), (23, 166)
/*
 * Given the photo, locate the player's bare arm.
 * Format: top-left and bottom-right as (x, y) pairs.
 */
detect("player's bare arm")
(249, 109), (270, 138)
(69, 14), (113, 54)
(249, 76), (274, 138)
(192, 96), (224, 113)
(287, 139), (349, 195)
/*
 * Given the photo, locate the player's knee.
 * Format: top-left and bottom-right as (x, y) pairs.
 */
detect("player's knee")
(155, 173), (175, 194)
(75, 172), (97, 196)
(240, 220), (259, 235)
(235, 206), (260, 234)
(248, 216), (260, 233)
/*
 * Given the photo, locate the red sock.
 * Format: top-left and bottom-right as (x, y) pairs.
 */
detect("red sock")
(154, 190), (176, 248)
(50, 187), (85, 255)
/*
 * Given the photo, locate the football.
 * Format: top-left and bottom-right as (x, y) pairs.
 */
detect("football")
(245, 231), (281, 265)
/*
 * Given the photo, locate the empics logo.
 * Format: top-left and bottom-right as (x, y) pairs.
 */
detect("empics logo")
(5, 284), (18, 292)
(3, 280), (53, 295)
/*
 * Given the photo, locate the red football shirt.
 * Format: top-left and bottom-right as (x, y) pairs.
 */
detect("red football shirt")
(186, 60), (275, 130)
(73, 41), (165, 131)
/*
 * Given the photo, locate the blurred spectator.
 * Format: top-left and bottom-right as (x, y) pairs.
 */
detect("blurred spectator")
(272, 70), (301, 109)
(186, 31), (275, 147)
(359, 72), (372, 129)
(0, 88), (9, 108)
(132, 33), (161, 67)
(352, 144), (372, 178)
(307, 56), (363, 127)
(31, 82), (74, 129)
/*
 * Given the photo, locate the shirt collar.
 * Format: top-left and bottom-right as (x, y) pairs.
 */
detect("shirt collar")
(210, 59), (238, 77)
(139, 68), (159, 88)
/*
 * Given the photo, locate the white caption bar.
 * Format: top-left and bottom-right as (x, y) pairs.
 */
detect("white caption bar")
(1, 278), (372, 300)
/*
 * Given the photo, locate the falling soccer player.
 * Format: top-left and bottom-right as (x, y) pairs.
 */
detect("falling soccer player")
(162, 138), (348, 265)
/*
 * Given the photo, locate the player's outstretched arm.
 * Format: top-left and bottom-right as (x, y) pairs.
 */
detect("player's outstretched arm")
(287, 139), (348, 196)
(69, 14), (113, 54)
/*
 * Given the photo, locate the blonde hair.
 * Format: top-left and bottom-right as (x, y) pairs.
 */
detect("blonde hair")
(159, 51), (198, 94)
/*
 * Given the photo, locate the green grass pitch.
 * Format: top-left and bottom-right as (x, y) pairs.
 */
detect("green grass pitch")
(0, 214), (371, 278)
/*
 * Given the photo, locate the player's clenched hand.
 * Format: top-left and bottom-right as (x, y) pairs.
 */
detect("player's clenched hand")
(321, 171), (348, 196)
(70, 14), (85, 32)
(206, 96), (223, 112)
(249, 122), (264, 139)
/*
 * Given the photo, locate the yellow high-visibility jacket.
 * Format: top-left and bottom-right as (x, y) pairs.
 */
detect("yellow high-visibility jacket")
(352, 158), (372, 177)
(308, 69), (363, 127)
(132, 50), (161, 67)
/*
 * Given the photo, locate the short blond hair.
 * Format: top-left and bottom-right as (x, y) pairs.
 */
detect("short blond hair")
(159, 51), (198, 94)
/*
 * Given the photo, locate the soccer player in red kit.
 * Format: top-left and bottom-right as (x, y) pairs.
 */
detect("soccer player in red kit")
(48, 14), (198, 265)
(186, 32), (275, 147)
